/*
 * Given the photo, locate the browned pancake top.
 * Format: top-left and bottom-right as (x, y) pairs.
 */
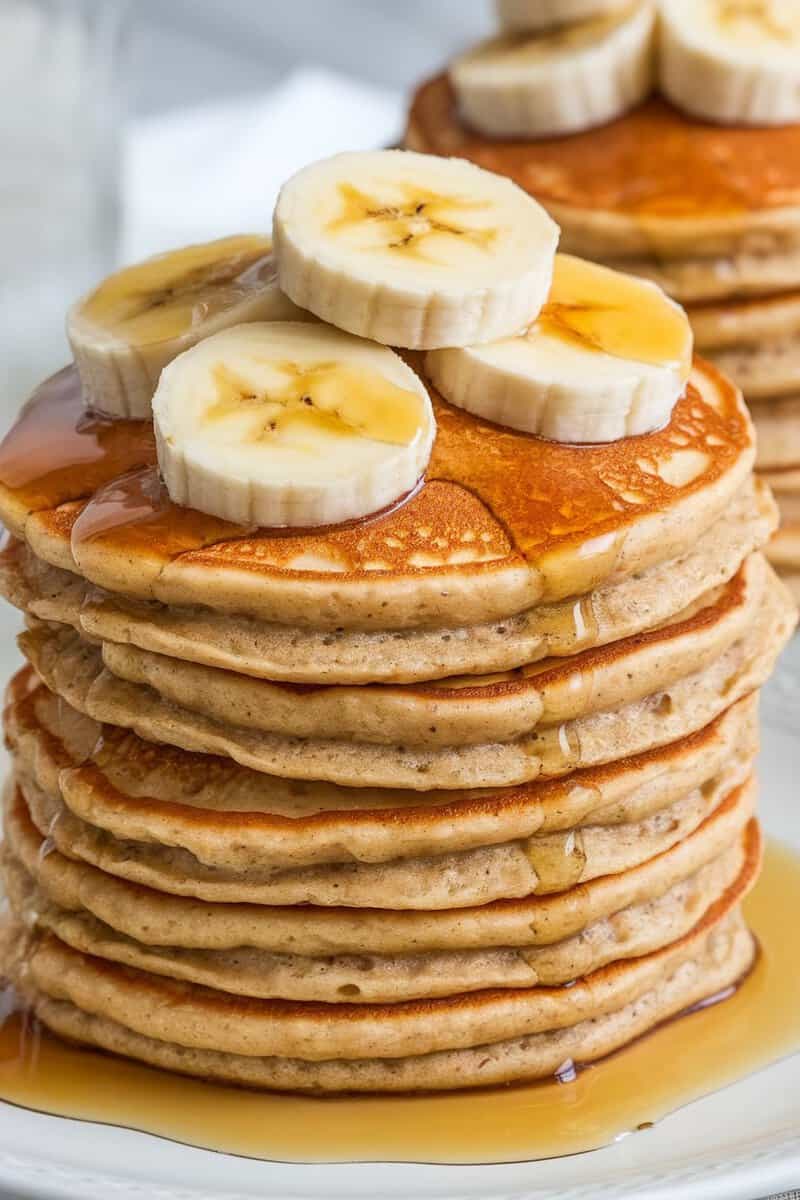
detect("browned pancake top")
(408, 77), (800, 218)
(0, 358), (752, 589)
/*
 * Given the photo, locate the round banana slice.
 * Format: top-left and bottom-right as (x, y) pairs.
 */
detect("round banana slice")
(659, 0), (800, 126)
(272, 150), (559, 350)
(68, 235), (310, 419)
(497, 0), (635, 33)
(153, 322), (436, 528)
(425, 255), (693, 444)
(451, 2), (656, 139)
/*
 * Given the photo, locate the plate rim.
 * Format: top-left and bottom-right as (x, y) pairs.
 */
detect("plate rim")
(0, 1121), (797, 1200)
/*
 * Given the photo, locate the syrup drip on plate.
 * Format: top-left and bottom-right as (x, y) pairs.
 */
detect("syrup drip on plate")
(0, 841), (797, 1165)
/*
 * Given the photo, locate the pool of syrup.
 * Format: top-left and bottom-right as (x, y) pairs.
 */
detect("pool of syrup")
(0, 840), (798, 1165)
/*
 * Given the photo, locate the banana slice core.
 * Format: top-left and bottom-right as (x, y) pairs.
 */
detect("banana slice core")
(426, 256), (693, 444)
(154, 322), (436, 528)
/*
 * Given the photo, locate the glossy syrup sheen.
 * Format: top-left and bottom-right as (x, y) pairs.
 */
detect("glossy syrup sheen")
(0, 368), (154, 514)
(79, 235), (275, 345)
(0, 841), (798, 1165)
(410, 81), (800, 217)
(0, 361), (751, 601)
(538, 255), (693, 374)
(206, 359), (425, 446)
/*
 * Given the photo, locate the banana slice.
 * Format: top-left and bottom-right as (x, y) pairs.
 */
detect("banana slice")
(425, 255), (693, 444)
(659, 0), (800, 126)
(451, 2), (656, 139)
(68, 235), (310, 419)
(272, 150), (559, 350)
(153, 322), (436, 528)
(497, 0), (634, 33)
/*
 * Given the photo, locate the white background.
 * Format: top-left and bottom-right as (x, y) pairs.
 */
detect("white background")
(125, 0), (492, 117)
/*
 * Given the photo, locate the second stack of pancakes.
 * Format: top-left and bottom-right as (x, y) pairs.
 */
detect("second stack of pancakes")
(0, 323), (794, 1087)
(407, 37), (800, 602)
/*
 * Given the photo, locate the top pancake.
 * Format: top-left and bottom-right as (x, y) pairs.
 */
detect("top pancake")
(0, 358), (754, 631)
(406, 80), (800, 260)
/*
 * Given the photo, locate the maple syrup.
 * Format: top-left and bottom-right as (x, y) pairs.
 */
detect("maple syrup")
(525, 828), (588, 892)
(410, 81), (800, 219)
(0, 841), (796, 1164)
(428, 371), (744, 589)
(69, 465), (244, 595)
(207, 358), (425, 446)
(79, 235), (276, 345)
(0, 350), (750, 611)
(537, 255), (692, 376)
(0, 367), (155, 512)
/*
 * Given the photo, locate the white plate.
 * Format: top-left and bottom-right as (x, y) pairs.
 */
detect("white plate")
(0, 629), (797, 1200)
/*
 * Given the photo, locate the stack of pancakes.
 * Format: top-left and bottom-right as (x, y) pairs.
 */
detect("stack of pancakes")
(0, 348), (794, 1092)
(406, 87), (800, 603)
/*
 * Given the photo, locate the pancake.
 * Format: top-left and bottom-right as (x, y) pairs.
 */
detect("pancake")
(19, 922), (753, 1093)
(690, 292), (800, 352)
(0, 473), (776, 683)
(1, 830), (750, 1002)
(704, 348), (800, 404)
(88, 556), (766, 749)
(14, 756), (750, 908)
(3, 776), (757, 956)
(767, 524), (800, 572)
(761, 467), (800, 494)
(0, 185), (786, 1093)
(405, 81), (800, 260)
(768, 490), (800, 564)
(4, 669), (759, 871)
(19, 566), (794, 789)
(0, 360), (756, 631)
(687, 294), (800, 402)
(777, 572), (800, 604)
(5, 897), (756, 1091)
(10, 877), (756, 1061)
(609, 248), (800, 306)
(751, 399), (800, 471)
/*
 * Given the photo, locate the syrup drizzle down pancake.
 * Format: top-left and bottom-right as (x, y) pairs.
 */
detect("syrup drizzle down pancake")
(0, 359), (755, 628)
